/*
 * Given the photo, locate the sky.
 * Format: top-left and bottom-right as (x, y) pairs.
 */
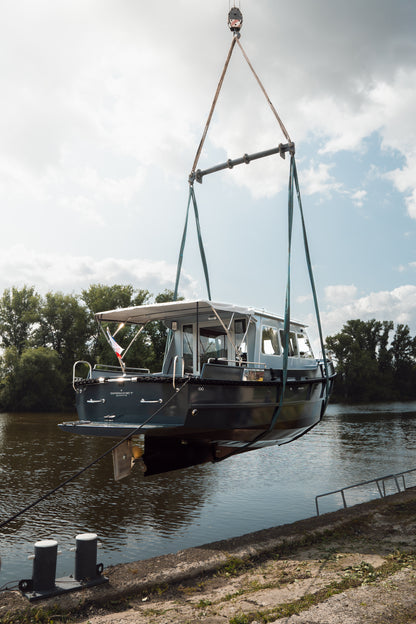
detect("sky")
(1, 0), (416, 347)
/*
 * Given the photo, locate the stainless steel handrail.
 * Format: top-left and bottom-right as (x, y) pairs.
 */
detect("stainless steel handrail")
(72, 360), (92, 391)
(172, 356), (185, 390)
(93, 363), (150, 374)
(315, 468), (416, 516)
(207, 357), (265, 369)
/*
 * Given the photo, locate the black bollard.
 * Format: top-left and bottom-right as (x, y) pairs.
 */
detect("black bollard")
(20, 533), (107, 601)
(75, 533), (98, 581)
(32, 539), (58, 592)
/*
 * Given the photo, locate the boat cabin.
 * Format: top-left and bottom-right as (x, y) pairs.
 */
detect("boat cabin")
(95, 299), (316, 379)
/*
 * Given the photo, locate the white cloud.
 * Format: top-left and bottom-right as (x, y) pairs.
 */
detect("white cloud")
(386, 154), (416, 219)
(350, 190), (367, 207)
(0, 0), (415, 329)
(0, 246), (198, 299)
(301, 162), (342, 197)
(323, 284), (416, 336)
(325, 285), (358, 305)
(1, 0), (415, 205)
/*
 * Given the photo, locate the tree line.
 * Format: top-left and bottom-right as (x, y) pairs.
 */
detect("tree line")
(0, 284), (174, 412)
(0, 285), (415, 411)
(325, 319), (416, 403)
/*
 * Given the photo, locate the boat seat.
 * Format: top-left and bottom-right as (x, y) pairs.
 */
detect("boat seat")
(201, 363), (245, 381)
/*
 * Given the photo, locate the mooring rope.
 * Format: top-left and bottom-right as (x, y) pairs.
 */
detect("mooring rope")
(0, 378), (190, 530)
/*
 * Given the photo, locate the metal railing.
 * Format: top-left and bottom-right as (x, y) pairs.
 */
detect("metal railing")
(93, 363), (150, 375)
(72, 360), (92, 391)
(207, 357), (265, 369)
(172, 356), (185, 390)
(315, 468), (416, 516)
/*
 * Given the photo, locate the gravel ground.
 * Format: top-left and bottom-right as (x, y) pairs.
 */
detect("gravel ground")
(2, 489), (416, 623)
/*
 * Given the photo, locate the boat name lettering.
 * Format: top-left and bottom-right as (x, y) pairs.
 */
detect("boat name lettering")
(110, 391), (133, 397)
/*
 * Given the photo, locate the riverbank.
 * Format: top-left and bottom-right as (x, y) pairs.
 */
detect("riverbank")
(2, 488), (416, 623)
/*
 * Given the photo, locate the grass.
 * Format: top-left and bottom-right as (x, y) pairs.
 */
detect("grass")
(3, 511), (416, 624)
(0, 606), (71, 624)
(226, 551), (416, 624)
(217, 556), (253, 577)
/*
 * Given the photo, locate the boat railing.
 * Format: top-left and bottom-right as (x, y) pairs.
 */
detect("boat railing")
(315, 467), (416, 516)
(207, 357), (265, 369)
(204, 358), (266, 381)
(172, 355), (185, 390)
(72, 360), (92, 391)
(92, 363), (150, 376)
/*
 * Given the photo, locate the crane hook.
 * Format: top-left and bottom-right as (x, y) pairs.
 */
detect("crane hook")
(228, 7), (243, 35)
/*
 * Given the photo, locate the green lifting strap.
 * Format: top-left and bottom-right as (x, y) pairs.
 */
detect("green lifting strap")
(174, 184), (212, 301)
(232, 157), (294, 452)
(292, 157), (330, 402)
(267, 155), (329, 434)
(236, 156), (329, 453)
(264, 155), (294, 434)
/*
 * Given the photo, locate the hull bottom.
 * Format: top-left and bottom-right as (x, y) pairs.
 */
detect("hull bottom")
(59, 399), (324, 476)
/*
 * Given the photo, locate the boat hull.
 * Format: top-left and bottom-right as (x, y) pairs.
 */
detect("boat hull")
(60, 376), (326, 448)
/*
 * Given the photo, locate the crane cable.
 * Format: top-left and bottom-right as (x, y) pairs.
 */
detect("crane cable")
(190, 23), (291, 178)
(190, 36), (237, 178)
(176, 10), (292, 300)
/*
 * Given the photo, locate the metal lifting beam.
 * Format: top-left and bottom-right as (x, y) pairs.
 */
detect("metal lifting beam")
(190, 142), (295, 184)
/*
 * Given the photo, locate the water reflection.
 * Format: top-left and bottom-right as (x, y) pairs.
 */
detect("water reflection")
(0, 413), (213, 534)
(1, 403), (416, 586)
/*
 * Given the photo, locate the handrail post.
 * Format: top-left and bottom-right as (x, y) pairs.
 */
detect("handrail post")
(173, 355), (178, 390)
(315, 495), (320, 516)
(73, 361), (92, 391)
(172, 356), (184, 390)
(393, 475), (401, 493)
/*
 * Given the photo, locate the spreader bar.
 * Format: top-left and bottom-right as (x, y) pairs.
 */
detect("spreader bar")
(190, 142), (295, 184)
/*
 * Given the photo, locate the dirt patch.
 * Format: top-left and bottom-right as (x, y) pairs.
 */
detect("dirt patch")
(2, 490), (416, 623)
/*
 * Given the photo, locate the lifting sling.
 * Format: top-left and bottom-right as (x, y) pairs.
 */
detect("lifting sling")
(173, 7), (330, 450)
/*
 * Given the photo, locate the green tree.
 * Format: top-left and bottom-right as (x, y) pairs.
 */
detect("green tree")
(378, 321), (394, 372)
(0, 286), (41, 355)
(0, 283), (181, 411)
(35, 292), (92, 367)
(81, 283), (149, 314)
(391, 324), (415, 370)
(391, 324), (416, 398)
(0, 346), (65, 411)
(325, 319), (396, 402)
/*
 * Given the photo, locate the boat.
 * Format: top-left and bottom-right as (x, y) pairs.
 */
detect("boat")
(58, 8), (336, 476)
(59, 299), (335, 475)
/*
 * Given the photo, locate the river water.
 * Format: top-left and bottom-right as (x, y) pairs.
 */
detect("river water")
(1, 402), (416, 587)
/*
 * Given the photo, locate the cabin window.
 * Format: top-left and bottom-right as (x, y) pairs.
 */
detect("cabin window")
(183, 324), (194, 373)
(199, 326), (227, 366)
(297, 333), (314, 358)
(279, 330), (298, 356)
(262, 326), (281, 355)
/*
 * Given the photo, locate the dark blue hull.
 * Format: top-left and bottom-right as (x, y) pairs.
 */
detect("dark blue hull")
(60, 372), (331, 442)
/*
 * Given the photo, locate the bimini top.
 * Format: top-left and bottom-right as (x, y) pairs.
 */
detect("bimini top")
(95, 299), (305, 327)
